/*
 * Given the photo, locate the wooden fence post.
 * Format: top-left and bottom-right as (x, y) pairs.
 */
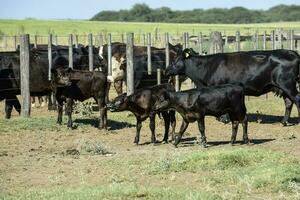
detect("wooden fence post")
(13, 36), (17, 50)
(165, 32), (170, 69)
(74, 34), (78, 48)
(271, 30), (275, 50)
(263, 31), (268, 99)
(121, 33), (124, 43)
(278, 30), (282, 49)
(147, 33), (152, 75)
(126, 33), (134, 96)
(210, 31), (223, 54)
(254, 31), (258, 50)
(107, 33), (112, 79)
(88, 33), (93, 71)
(68, 34), (73, 69)
(98, 34), (103, 47)
(198, 32), (203, 55)
(143, 33), (146, 46)
(48, 34), (52, 81)
(290, 30), (294, 50)
(263, 31), (266, 50)
(53, 35), (58, 46)
(34, 35), (38, 48)
(20, 34), (31, 117)
(235, 31), (240, 51)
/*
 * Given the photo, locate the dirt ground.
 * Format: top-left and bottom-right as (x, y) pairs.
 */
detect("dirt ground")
(0, 94), (299, 198)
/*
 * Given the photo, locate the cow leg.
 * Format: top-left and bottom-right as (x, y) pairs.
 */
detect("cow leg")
(5, 96), (21, 119)
(169, 110), (176, 142)
(134, 118), (142, 144)
(161, 111), (170, 143)
(114, 80), (123, 95)
(174, 119), (189, 147)
(276, 79), (300, 124)
(4, 100), (13, 119)
(281, 96), (293, 126)
(66, 98), (73, 128)
(48, 93), (57, 111)
(197, 116), (207, 147)
(39, 96), (46, 107)
(229, 113), (239, 144)
(11, 96), (21, 115)
(103, 106), (108, 130)
(242, 115), (249, 144)
(149, 114), (157, 143)
(31, 97), (36, 108)
(97, 96), (107, 130)
(57, 99), (63, 125)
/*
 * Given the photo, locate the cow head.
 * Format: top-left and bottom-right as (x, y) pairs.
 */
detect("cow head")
(107, 93), (129, 112)
(51, 67), (72, 87)
(80, 45), (102, 70)
(165, 48), (191, 76)
(152, 90), (171, 112)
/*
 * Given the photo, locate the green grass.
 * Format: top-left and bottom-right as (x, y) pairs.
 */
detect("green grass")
(0, 183), (220, 200)
(1, 19), (300, 45)
(1, 19), (300, 36)
(0, 116), (62, 132)
(150, 148), (300, 199)
(1, 148), (299, 199)
(0, 19), (299, 52)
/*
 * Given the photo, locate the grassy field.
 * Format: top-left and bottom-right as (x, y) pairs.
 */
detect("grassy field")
(1, 19), (300, 36)
(0, 94), (300, 199)
(1, 19), (299, 52)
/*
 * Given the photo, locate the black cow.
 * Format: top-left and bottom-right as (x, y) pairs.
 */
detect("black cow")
(0, 44), (101, 118)
(107, 84), (176, 144)
(166, 48), (300, 125)
(153, 84), (248, 147)
(51, 67), (109, 129)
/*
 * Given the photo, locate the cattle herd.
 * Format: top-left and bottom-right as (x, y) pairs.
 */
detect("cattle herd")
(0, 40), (299, 146)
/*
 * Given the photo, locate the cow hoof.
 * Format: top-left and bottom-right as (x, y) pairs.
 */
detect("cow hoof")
(5, 114), (11, 119)
(151, 139), (158, 144)
(281, 121), (288, 127)
(162, 140), (168, 144)
(243, 139), (250, 145)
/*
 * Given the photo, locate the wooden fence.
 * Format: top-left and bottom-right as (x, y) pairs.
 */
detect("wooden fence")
(4, 29), (299, 117)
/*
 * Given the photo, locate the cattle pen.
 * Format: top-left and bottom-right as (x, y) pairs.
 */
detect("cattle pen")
(1, 27), (300, 199)
(0, 29), (299, 118)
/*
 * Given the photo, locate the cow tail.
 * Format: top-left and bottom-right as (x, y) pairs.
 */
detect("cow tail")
(297, 53), (300, 90)
(105, 80), (111, 105)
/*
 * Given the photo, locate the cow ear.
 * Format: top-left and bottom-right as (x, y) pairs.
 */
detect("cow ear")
(183, 48), (191, 59)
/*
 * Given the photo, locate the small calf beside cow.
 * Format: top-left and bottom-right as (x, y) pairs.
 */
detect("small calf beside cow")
(51, 67), (109, 129)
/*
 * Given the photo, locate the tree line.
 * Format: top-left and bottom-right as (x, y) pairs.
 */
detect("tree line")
(91, 4), (300, 24)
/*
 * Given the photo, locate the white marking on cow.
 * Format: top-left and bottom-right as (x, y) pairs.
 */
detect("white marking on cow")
(110, 56), (125, 82)
(99, 45), (104, 59)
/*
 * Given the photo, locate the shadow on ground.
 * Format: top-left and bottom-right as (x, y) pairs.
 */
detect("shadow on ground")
(179, 137), (275, 147)
(74, 118), (134, 130)
(248, 113), (298, 125)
